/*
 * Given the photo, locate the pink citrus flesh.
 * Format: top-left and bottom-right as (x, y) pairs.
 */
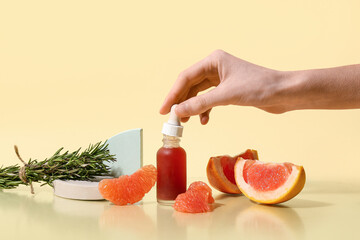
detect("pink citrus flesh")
(207, 149), (258, 194)
(173, 181), (214, 213)
(235, 159), (306, 204)
(98, 165), (157, 205)
(188, 181), (215, 203)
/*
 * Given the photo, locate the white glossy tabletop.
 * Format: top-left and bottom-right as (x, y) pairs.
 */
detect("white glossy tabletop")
(1, 179), (359, 240)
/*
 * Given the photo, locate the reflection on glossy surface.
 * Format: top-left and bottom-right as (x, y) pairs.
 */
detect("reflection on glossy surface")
(53, 195), (106, 217)
(235, 204), (304, 240)
(208, 194), (254, 239)
(0, 188), (104, 239)
(173, 210), (213, 228)
(100, 205), (155, 238)
(157, 204), (187, 240)
(2, 181), (360, 239)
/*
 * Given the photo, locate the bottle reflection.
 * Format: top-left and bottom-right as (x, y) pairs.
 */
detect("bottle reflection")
(1, 188), (306, 239)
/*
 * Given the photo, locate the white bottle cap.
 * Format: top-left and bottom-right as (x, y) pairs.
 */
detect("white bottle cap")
(162, 104), (183, 137)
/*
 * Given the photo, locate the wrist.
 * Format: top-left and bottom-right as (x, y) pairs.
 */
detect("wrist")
(271, 70), (309, 112)
(276, 69), (332, 111)
(261, 65), (360, 113)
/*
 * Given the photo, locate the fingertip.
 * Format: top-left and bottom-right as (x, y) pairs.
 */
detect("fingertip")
(160, 92), (181, 115)
(159, 102), (171, 115)
(159, 108), (168, 115)
(200, 115), (209, 125)
(181, 117), (190, 123)
(200, 108), (211, 125)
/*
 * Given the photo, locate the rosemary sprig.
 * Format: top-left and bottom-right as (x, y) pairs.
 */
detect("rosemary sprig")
(0, 141), (116, 193)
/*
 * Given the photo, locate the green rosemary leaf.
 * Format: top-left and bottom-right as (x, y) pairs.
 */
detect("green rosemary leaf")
(0, 141), (115, 192)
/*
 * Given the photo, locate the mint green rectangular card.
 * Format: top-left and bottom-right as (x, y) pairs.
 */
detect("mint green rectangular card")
(106, 128), (143, 177)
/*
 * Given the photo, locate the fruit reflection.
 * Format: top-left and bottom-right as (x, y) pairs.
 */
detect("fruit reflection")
(99, 204), (155, 238)
(235, 204), (305, 240)
(157, 205), (187, 240)
(172, 211), (214, 228)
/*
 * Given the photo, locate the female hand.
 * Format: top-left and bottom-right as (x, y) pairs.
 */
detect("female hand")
(160, 50), (360, 124)
(159, 49), (286, 124)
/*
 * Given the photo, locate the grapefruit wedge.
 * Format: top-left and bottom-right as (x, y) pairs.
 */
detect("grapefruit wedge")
(173, 181), (214, 213)
(234, 159), (305, 204)
(206, 149), (258, 194)
(98, 165), (157, 205)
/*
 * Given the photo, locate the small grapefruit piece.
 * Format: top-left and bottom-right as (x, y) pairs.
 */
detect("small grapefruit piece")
(206, 149), (258, 194)
(234, 159), (305, 204)
(173, 181), (214, 213)
(188, 181), (214, 203)
(98, 165), (157, 205)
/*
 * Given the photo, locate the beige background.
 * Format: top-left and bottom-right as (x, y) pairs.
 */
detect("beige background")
(1, 0), (360, 184)
(2, 2), (360, 240)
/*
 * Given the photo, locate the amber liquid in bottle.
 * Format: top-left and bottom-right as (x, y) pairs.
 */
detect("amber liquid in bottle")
(157, 134), (186, 205)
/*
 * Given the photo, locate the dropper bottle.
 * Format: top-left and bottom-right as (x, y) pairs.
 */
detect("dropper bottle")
(157, 104), (187, 205)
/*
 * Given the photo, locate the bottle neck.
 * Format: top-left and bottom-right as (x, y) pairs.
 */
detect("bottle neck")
(162, 134), (181, 148)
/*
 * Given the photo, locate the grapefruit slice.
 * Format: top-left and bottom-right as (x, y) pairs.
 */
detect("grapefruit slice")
(234, 159), (305, 204)
(98, 165), (157, 205)
(188, 181), (215, 203)
(173, 181), (214, 213)
(206, 149), (258, 194)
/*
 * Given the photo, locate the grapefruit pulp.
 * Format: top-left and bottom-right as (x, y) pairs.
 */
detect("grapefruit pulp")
(98, 165), (157, 205)
(234, 159), (305, 204)
(206, 149), (258, 194)
(173, 181), (214, 213)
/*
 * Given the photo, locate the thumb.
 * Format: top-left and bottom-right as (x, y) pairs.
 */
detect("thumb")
(175, 88), (223, 118)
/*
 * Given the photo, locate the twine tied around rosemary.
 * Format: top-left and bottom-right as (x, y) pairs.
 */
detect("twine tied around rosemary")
(0, 141), (115, 192)
(14, 145), (34, 194)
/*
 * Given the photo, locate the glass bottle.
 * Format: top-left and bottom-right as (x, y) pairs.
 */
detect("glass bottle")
(157, 134), (186, 205)
(157, 104), (186, 205)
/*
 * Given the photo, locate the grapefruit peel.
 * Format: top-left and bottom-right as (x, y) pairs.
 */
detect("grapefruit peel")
(234, 159), (305, 204)
(206, 149), (258, 194)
